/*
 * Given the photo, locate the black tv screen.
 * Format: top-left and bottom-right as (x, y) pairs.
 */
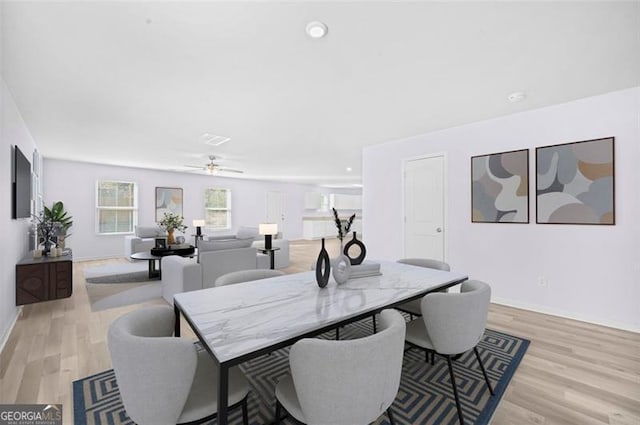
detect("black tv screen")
(12, 145), (32, 219)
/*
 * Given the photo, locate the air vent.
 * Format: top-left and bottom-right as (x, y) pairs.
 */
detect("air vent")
(202, 133), (231, 146)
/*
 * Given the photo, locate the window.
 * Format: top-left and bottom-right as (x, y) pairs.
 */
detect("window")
(96, 181), (137, 234)
(204, 188), (231, 229)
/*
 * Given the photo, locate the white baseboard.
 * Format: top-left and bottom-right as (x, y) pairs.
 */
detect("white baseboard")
(492, 297), (640, 334)
(0, 307), (22, 355)
(73, 254), (124, 262)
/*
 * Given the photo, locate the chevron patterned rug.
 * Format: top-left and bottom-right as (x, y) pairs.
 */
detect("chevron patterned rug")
(73, 320), (528, 425)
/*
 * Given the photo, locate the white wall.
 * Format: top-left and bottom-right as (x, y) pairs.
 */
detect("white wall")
(43, 159), (359, 260)
(363, 87), (640, 332)
(1, 77), (39, 347)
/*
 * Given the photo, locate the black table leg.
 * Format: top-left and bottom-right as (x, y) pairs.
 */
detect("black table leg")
(218, 364), (229, 425)
(174, 304), (181, 337)
(270, 251), (275, 270)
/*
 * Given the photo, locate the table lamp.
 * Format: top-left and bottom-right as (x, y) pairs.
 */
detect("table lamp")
(259, 223), (278, 250)
(193, 219), (206, 247)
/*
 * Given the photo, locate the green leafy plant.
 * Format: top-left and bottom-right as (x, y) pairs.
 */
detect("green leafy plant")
(332, 208), (355, 243)
(158, 212), (187, 233)
(44, 201), (73, 236)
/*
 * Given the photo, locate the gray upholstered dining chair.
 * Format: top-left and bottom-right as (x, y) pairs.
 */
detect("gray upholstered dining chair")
(405, 280), (495, 425)
(396, 258), (451, 317)
(107, 306), (250, 425)
(215, 269), (284, 286)
(273, 309), (406, 425)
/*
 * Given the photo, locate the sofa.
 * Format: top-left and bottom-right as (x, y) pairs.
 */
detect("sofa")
(206, 226), (290, 269)
(162, 238), (270, 304)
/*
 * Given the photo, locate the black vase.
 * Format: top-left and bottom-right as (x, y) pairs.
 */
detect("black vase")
(343, 231), (366, 265)
(315, 238), (331, 288)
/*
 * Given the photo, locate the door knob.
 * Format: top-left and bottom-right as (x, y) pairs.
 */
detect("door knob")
(436, 227), (442, 233)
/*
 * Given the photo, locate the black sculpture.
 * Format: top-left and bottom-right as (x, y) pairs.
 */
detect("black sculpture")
(315, 238), (331, 288)
(343, 231), (366, 265)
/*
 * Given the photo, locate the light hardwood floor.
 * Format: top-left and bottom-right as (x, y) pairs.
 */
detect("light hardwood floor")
(1, 239), (639, 424)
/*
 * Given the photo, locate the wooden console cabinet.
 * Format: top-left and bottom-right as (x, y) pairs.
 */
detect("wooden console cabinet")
(16, 253), (73, 305)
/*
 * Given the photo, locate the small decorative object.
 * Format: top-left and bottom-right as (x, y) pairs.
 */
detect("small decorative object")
(155, 187), (183, 221)
(33, 249), (42, 259)
(155, 238), (167, 249)
(343, 231), (367, 265)
(536, 137), (614, 224)
(158, 212), (187, 245)
(471, 149), (529, 223)
(315, 238), (331, 288)
(259, 223), (278, 250)
(332, 254), (351, 284)
(331, 208), (356, 246)
(32, 212), (61, 256)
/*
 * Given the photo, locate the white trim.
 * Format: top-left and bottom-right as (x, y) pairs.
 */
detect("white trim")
(401, 152), (448, 263)
(492, 297), (640, 334)
(0, 307), (22, 355)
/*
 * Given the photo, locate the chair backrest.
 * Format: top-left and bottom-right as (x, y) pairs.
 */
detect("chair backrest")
(107, 306), (198, 425)
(421, 280), (491, 355)
(215, 269), (284, 286)
(397, 258), (450, 271)
(289, 309), (406, 425)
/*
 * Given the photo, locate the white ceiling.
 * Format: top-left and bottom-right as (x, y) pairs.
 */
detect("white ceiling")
(2, 1), (639, 186)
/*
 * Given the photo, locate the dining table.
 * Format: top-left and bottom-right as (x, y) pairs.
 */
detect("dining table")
(173, 260), (468, 425)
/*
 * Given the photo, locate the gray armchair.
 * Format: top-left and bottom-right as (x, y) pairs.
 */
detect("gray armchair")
(405, 280), (495, 425)
(273, 309), (406, 425)
(107, 306), (250, 425)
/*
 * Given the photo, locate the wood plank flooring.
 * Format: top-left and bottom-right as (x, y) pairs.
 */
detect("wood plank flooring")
(1, 239), (638, 424)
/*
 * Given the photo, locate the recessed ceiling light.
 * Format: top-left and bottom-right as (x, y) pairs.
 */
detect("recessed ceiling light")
(346, 167), (352, 172)
(507, 92), (526, 103)
(306, 21), (328, 39)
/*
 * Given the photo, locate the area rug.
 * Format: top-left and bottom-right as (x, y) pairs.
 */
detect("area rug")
(73, 320), (529, 425)
(83, 263), (152, 283)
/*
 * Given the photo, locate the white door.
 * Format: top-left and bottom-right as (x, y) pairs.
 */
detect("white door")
(266, 191), (286, 237)
(403, 155), (446, 261)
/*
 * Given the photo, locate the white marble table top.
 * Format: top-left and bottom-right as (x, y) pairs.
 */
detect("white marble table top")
(174, 260), (467, 364)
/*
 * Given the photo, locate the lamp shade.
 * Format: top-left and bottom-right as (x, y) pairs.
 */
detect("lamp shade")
(193, 219), (206, 227)
(259, 223), (278, 235)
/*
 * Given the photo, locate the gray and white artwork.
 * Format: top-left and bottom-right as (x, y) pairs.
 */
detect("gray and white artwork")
(471, 149), (529, 223)
(536, 137), (614, 225)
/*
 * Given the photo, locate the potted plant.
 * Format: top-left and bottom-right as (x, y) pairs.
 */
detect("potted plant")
(44, 201), (73, 249)
(331, 208), (355, 246)
(158, 212), (187, 245)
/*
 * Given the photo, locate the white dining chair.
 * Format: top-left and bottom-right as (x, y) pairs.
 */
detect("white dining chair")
(107, 305), (250, 425)
(396, 258), (451, 317)
(273, 309), (406, 425)
(215, 269), (284, 286)
(405, 280), (495, 425)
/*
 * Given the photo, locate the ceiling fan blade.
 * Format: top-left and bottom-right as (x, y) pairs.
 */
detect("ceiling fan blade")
(184, 164), (205, 169)
(218, 167), (244, 173)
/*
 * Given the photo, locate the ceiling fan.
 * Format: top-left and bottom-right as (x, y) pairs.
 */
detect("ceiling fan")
(184, 155), (244, 175)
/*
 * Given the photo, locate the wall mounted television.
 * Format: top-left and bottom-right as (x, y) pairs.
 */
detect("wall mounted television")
(12, 145), (32, 219)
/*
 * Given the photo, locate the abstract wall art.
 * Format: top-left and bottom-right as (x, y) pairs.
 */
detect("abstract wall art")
(536, 137), (614, 225)
(471, 149), (529, 223)
(155, 187), (183, 221)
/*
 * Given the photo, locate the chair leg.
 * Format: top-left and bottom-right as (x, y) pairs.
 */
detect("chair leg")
(409, 313), (414, 320)
(473, 346), (495, 395)
(335, 327), (340, 340)
(372, 314), (377, 334)
(242, 398), (249, 425)
(431, 351), (435, 365)
(446, 355), (465, 425)
(425, 349), (429, 363)
(274, 400), (282, 424)
(386, 406), (396, 425)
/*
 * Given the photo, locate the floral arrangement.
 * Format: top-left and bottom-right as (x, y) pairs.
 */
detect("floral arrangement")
(158, 212), (187, 233)
(332, 208), (355, 243)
